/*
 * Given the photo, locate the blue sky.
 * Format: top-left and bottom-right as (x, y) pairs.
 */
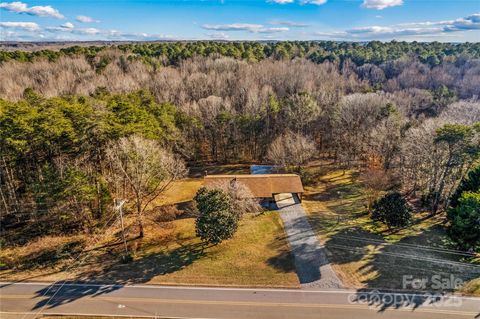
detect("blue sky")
(0, 0), (479, 41)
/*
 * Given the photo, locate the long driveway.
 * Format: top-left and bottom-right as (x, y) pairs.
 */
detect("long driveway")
(275, 193), (343, 289)
(1, 282), (479, 319)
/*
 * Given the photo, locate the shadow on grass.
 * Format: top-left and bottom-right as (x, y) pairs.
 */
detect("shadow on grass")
(305, 183), (362, 202)
(188, 164), (251, 178)
(266, 233), (296, 274)
(31, 241), (207, 310)
(29, 214), (298, 310)
(302, 165), (480, 311)
(2, 239), (86, 272)
(324, 226), (480, 311)
(304, 175), (365, 217)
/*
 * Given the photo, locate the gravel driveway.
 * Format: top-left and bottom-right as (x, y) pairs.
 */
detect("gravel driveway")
(276, 193), (343, 289)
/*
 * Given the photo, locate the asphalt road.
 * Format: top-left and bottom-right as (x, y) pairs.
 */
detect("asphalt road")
(1, 282), (479, 319)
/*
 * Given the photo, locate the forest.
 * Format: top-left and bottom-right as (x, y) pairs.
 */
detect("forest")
(0, 40), (479, 250)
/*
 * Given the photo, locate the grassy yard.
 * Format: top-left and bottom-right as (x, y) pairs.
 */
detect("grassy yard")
(0, 212), (298, 287)
(0, 165), (298, 288)
(155, 178), (203, 206)
(302, 166), (480, 295)
(100, 212), (298, 287)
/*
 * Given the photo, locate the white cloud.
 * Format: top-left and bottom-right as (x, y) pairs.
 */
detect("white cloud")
(269, 0), (326, 5)
(46, 22), (76, 32)
(62, 22), (74, 29)
(76, 15), (99, 23)
(0, 1), (64, 19)
(75, 27), (100, 35)
(314, 12), (480, 40)
(258, 27), (289, 33)
(0, 21), (39, 31)
(40, 24), (176, 41)
(103, 30), (175, 41)
(270, 20), (310, 27)
(201, 23), (289, 34)
(1, 29), (46, 40)
(300, 0), (327, 4)
(362, 0), (403, 10)
(208, 32), (230, 40)
(348, 25), (441, 36)
(46, 25), (100, 35)
(201, 23), (263, 31)
(444, 13), (480, 31)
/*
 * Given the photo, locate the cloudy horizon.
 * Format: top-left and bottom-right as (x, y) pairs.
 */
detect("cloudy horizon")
(0, 0), (479, 42)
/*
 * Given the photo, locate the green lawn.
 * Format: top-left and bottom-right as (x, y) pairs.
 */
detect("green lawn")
(302, 166), (480, 295)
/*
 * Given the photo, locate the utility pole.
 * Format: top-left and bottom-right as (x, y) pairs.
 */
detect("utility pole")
(114, 199), (128, 256)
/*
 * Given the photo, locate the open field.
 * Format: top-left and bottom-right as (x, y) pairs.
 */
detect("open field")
(301, 165), (480, 295)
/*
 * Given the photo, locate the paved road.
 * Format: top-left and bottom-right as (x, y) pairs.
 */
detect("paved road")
(276, 193), (343, 289)
(1, 282), (479, 319)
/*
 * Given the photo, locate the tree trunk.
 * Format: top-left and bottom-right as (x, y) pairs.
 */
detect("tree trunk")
(136, 194), (144, 238)
(431, 155), (452, 215)
(138, 217), (144, 238)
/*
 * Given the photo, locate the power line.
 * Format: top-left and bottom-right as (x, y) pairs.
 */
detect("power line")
(23, 208), (122, 319)
(327, 243), (480, 270)
(331, 234), (476, 257)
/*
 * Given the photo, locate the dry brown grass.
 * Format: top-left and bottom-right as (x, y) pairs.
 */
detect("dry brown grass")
(154, 178), (203, 206)
(40, 317), (145, 319)
(0, 210), (298, 288)
(1, 168), (298, 287)
(114, 212), (298, 287)
(0, 235), (86, 271)
(302, 165), (480, 295)
(461, 278), (480, 295)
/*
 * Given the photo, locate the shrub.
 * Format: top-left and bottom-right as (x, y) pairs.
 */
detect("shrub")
(152, 205), (181, 223)
(372, 192), (411, 228)
(194, 187), (240, 245)
(450, 165), (480, 208)
(447, 192), (480, 250)
(206, 180), (261, 215)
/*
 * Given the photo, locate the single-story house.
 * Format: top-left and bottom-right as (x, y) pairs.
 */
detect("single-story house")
(203, 174), (304, 204)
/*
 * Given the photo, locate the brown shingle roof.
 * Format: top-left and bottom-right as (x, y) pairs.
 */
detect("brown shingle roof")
(203, 174), (304, 198)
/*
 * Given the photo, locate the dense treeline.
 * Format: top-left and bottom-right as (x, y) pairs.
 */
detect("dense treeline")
(1, 47), (479, 103)
(2, 41), (480, 67)
(0, 42), (479, 247)
(0, 90), (179, 240)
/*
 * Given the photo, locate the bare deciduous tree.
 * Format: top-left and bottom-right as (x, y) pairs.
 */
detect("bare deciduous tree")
(333, 93), (391, 167)
(267, 131), (316, 170)
(206, 180), (261, 215)
(399, 119), (479, 213)
(361, 166), (393, 213)
(106, 135), (187, 237)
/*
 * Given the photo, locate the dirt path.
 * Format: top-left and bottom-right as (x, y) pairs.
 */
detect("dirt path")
(276, 193), (343, 289)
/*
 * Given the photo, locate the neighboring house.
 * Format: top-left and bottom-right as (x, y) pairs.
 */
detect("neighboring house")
(203, 174), (304, 205)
